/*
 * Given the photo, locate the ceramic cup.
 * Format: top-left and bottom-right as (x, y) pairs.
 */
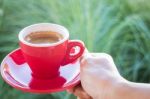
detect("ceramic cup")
(19, 23), (85, 79)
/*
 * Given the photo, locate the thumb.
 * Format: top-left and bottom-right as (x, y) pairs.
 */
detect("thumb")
(79, 48), (89, 61)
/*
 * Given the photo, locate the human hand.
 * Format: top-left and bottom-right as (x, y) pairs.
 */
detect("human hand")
(68, 53), (126, 99)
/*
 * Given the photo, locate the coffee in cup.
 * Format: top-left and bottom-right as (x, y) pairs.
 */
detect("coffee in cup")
(25, 31), (63, 45)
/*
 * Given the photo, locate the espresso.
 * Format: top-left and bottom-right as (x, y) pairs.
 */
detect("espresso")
(25, 31), (63, 44)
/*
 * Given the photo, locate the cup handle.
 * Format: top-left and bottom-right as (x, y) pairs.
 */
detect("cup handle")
(61, 40), (85, 65)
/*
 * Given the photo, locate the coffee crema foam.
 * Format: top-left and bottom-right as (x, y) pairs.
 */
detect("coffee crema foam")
(24, 31), (63, 45)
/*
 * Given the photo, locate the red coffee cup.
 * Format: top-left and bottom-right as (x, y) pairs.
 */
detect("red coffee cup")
(18, 23), (85, 79)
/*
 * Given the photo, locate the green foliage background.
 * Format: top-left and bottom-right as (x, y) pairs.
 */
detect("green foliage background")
(0, 0), (150, 99)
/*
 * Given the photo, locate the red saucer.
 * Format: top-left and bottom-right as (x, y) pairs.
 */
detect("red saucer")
(0, 48), (80, 93)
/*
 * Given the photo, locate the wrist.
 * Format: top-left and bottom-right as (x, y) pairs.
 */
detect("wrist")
(96, 75), (128, 99)
(112, 77), (130, 99)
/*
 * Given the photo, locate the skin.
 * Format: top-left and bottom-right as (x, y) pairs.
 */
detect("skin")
(67, 52), (150, 99)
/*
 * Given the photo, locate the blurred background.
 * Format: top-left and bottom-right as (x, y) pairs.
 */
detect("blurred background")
(0, 0), (150, 99)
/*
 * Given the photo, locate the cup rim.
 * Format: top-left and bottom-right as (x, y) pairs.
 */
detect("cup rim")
(18, 23), (69, 47)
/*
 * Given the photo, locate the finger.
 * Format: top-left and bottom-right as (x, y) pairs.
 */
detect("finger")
(90, 53), (113, 60)
(77, 97), (92, 99)
(89, 53), (118, 71)
(77, 97), (80, 99)
(77, 97), (93, 99)
(84, 48), (89, 54)
(80, 53), (94, 70)
(73, 85), (92, 99)
(66, 83), (81, 94)
(77, 97), (84, 99)
(66, 88), (74, 94)
(80, 48), (89, 61)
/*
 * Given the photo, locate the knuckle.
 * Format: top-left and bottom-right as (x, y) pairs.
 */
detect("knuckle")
(81, 55), (92, 65)
(81, 53), (114, 69)
(100, 53), (112, 59)
(98, 53), (113, 62)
